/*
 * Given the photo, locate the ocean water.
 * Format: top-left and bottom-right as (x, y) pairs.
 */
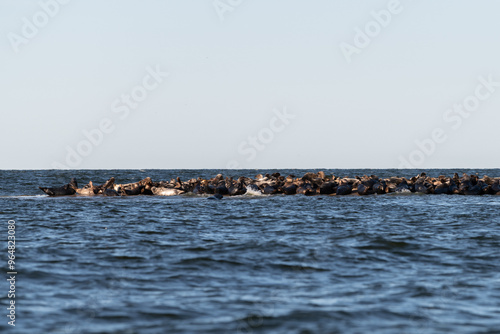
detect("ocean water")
(1, 169), (500, 334)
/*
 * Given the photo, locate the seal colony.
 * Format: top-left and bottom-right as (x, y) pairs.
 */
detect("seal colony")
(39, 172), (500, 197)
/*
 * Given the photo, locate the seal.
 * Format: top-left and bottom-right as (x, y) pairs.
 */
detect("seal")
(357, 177), (376, 195)
(262, 183), (279, 195)
(319, 181), (336, 195)
(296, 182), (316, 196)
(116, 177), (152, 196)
(280, 183), (297, 195)
(228, 178), (246, 196)
(151, 187), (185, 196)
(103, 188), (120, 196)
(39, 178), (77, 196)
(395, 178), (410, 192)
(491, 180), (500, 195)
(372, 179), (386, 194)
(75, 181), (96, 196)
(208, 193), (223, 200)
(336, 180), (352, 195)
(433, 181), (450, 195)
(414, 177), (433, 194)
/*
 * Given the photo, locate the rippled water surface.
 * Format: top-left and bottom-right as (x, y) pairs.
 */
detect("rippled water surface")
(1, 169), (500, 333)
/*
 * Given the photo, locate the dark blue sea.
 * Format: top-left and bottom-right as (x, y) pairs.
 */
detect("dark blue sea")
(1, 169), (500, 334)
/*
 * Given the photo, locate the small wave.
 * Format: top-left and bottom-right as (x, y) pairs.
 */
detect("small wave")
(112, 255), (146, 260)
(137, 230), (167, 235)
(178, 256), (243, 266)
(272, 263), (329, 272)
(183, 246), (211, 252)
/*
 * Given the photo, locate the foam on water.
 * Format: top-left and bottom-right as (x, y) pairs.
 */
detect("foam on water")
(0, 194), (47, 199)
(244, 185), (265, 196)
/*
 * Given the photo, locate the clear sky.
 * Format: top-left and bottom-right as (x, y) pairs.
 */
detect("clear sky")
(1, 0), (499, 169)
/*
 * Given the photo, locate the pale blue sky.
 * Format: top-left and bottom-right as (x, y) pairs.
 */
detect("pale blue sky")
(1, 0), (499, 169)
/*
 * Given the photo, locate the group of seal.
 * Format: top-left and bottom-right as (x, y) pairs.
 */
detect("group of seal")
(38, 172), (500, 197)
